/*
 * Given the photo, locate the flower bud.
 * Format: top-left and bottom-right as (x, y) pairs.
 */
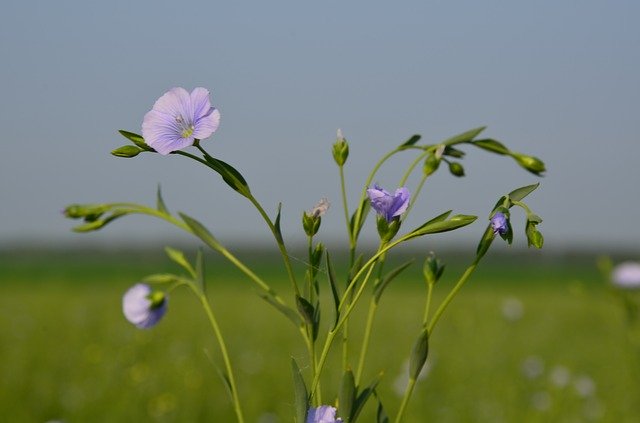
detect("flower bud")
(332, 129), (349, 166)
(423, 253), (445, 286)
(513, 154), (546, 175)
(111, 145), (143, 158)
(302, 212), (321, 237)
(448, 161), (465, 177)
(63, 204), (110, 219)
(423, 153), (440, 176)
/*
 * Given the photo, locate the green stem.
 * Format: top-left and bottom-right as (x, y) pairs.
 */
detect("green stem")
(427, 257), (480, 334)
(176, 148), (301, 297)
(398, 150), (429, 187)
(394, 378), (417, 423)
(339, 165), (353, 247)
(422, 282), (434, 326)
(190, 284), (245, 423)
(355, 299), (378, 385)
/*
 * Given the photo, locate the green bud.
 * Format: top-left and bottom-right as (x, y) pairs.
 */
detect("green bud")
(513, 154), (546, 175)
(111, 145), (143, 158)
(423, 253), (445, 286)
(526, 221), (544, 249)
(302, 212), (321, 237)
(376, 216), (401, 243)
(72, 219), (106, 232)
(409, 328), (429, 380)
(423, 153), (440, 176)
(64, 204), (110, 219)
(332, 129), (350, 166)
(448, 161), (465, 177)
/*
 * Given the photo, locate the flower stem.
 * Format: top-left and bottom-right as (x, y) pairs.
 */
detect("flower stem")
(339, 165), (353, 247)
(422, 282), (434, 326)
(355, 299), (378, 385)
(190, 284), (245, 423)
(394, 378), (417, 423)
(427, 257), (480, 334)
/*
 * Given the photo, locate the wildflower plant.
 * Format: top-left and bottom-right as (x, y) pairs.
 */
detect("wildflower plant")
(65, 87), (546, 422)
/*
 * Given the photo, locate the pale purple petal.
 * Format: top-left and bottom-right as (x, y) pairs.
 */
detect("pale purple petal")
(490, 212), (508, 235)
(367, 184), (411, 222)
(612, 262), (640, 289)
(307, 405), (342, 423)
(193, 108), (220, 140)
(141, 87), (220, 155)
(122, 283), (168, 329)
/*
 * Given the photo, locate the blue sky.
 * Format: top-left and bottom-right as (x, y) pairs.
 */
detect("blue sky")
(1, 1), (639, 251)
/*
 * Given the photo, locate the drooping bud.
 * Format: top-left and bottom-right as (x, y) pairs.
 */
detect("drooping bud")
(513, 154), (546, 176)
(448, 161), (465, 177)
(332, 129), (350, 166)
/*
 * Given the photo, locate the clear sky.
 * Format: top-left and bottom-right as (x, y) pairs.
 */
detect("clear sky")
(1, 1), (639, 252)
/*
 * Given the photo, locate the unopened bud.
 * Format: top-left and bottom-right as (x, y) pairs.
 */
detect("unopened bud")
(332, 129), (350, 166)
(448, 162), (465, 177)
(423, 153), (440, 176)
(111, 145), (143, 158)
(513, 154), (545, 175)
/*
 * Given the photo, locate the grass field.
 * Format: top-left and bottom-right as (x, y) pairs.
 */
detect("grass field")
(1, 248), (639, 422)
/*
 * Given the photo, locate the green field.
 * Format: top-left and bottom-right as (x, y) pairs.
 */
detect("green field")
(1, 248), (639, 422)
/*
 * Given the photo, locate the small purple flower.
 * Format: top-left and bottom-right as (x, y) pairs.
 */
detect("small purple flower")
(142, 87), (221, 155)
(366, 184), (410, 223)
(307, 405), (343, 423)
(611, 262), (640, 289)
(490, 212), (508, 235)
(122, 283), (168, 329)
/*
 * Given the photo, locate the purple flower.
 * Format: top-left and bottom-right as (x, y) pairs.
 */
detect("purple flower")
(307, 405), (343, 423)
(490, 212), (508, 235)
(611, 262), (640, 289)
(366, 184), (410, 223)
(142, 87), (221, 155)
(122, 283), (168, 329)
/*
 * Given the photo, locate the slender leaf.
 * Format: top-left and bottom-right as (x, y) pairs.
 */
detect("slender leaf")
(406, 214), (477, 240)
(442, 126), (486, 145)
(376, 397), (390, 423)
(409, 328), (429, 379)
(274, 202), (284, 244)
(296, 295), (315, 325)
(339, 369), (356, 422)
(325, 252), (341, 327)
(118, 130), (153, 151)
(179, 213), (223, 251)
(373, 260), (414, 303)
(156, 185), (169, 214)
(400, 134), (421, 148)
(351, 373), (382, 422)
(508, 183), (539, 202)
(202, 154), (251, 197)
(164, 247), (196, 277)
(195, 248), (206, 292)
(259, 294), (301, 326)
(141, 273), (178, 284)
(471, 138), (510, 155)
(291, 358), (309, 423)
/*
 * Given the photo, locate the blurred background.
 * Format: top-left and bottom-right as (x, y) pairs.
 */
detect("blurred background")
(1, 1), (639, 422)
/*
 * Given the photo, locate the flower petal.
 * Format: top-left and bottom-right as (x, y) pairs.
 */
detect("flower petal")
(152, 87), (193, 120)
(142, 110), (193, 155)
(193, 108), (220, 140)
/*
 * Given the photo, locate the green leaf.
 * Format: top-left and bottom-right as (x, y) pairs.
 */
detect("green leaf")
(508, 183), (539, 202)
(351, 373), (382, 422)
(165, 246), (196, 278)
(409, 328), (429, 380)
(471, 138), (510, 155)
(296, 295), (315, 325)
(325, 252), (341, 327)
(406, 213), (477, 240)
(259, 294), (301, 326)
(350, 198), (371, 240)
(527, 213), (543, 224)
(400, 134), (421, 147)
(442, 126), (486, 145)
(201, 154), (251, 198)
(373, 260), (414, 303)
(291, 358), (309, 423)
(179, 213), (223, 251)
(274, 203), (284, 244)
(339, 369), (356, 422)
(118, 130), (153, 151)
(156, 185), (169, 214)
(443, 146), (466, 158)
(376, 397), (390, 423)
